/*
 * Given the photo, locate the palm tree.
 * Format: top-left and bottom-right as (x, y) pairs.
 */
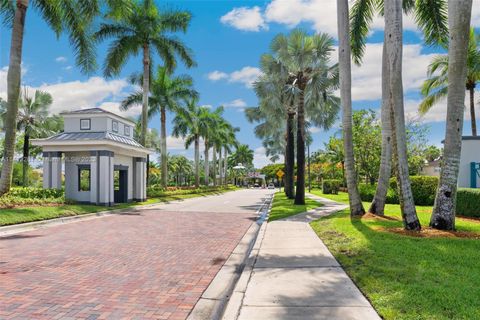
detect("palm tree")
(121, 66), (197, 187)
(211, 119), (238, 186)
(95, 0), (196, 147)
(0, 0), (103, 195)
(253, 54), (295, 198)
(17, 89), (53, 186)
(201, 107), (224, 186)
(431, 0), (473, 231)
(384, 0), (421, 230)
(230, 144), (254, 167)
(172, 98), (209, 188)
(271, 29), (338, 205)
(420, 28), (480, 136)
(350, 0), (448, 217)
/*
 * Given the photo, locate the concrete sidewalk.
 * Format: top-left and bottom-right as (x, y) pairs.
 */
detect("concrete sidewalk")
(224, 194), (381, 320)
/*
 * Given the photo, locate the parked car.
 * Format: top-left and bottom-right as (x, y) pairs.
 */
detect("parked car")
(254, 183), (260, 188)
(267, 183), (275, 189)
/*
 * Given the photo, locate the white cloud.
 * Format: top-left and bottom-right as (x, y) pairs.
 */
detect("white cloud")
(207, 70), (228, 81)
(309, 126), (321, 133)
(220, 6), (267, 32)
(62, 65), (73, 71)
(97, 101), (140, 119)
(223, 98), (247, 108)
(207, 66), (262, 88)
(253, 146), (283, 168)
(167, 135), (188, 150)
(330, 43), (437, 101)
(55, 56), (67, 63)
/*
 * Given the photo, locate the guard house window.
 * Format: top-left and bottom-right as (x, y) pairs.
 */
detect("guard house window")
(80, 119), (91, 130)
(112, 120), (118, 133)
(124, 125), (130, 136)
(78, 165), (91, 191)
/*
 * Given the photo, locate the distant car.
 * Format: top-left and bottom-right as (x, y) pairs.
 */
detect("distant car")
(267, 183), (275, 189)
(254, 183), (260, 188)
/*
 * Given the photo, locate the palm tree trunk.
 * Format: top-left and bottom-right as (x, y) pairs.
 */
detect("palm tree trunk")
(431, 0), (472, 230)
(218, 149), (223, 185)
(285, 111), (295, 199)
(294, 85), (306, 205)
(0, 0), (28, 195)
(140, 43), (149, 147)
(22, 129), (29, 187)
(224, 148), (228, 186)
(160, 105), (167, 187)
(469, 86), (477, 136)
(212, 145), (217, 187)
(369, 42), (392, 216)
(194, 135), (200, 188)
(385, 0), (420, 231)
(336, 0), (365, 216)
(204, 138), (209, 186)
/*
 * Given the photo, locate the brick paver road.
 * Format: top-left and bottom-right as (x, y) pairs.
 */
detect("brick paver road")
(0, 189), (273, 320)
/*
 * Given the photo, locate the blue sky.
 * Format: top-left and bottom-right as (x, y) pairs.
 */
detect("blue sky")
(1, 0), (480, 167)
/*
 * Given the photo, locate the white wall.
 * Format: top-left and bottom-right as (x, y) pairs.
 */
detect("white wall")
(64, 151), (92, 202)
(458, 139), (480, 188)
(64, 115), (134, 138)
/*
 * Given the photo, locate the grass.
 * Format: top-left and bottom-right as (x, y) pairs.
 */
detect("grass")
(268, 192), (322, 221)
(309, 189), (480, 319)
(0, 189), (232, 226)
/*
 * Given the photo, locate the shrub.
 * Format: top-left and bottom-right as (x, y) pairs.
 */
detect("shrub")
(323, 179), (341, 194)
(7, 187), (64, 199)
(456, 188), (480, 217)
(390, 176), (439, 206)
(358, 184), (376, 202)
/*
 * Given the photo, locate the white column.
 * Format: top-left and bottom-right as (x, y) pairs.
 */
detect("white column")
(134, 157), (147, 201)
(42, 152), (51, 189)
(50, 152), (62, 189)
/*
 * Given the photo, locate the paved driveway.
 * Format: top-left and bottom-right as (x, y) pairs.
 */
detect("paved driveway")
(0, 189), (273, 320)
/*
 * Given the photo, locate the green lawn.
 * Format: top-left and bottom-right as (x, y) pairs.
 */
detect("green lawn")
(268, 192), (322, 221)
(0, 189), (232, 226)
(309, 189), (480, 319)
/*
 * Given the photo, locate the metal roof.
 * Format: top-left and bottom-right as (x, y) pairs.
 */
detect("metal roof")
(45, 131), (144, 148)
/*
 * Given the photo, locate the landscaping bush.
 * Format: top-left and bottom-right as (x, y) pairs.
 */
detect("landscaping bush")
(147, 185), (232, 198)
(358, 184), (376, 202)
(7, 187), (64, 199)
(390, 176), (439, 206)
(323, 179), (341, 194)
(0, 195), (64, 209)
(456, 188), (480, 217)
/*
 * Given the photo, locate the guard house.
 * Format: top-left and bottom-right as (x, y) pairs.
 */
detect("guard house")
(458, 136), (480, 188)
(32, 108), (152, 205)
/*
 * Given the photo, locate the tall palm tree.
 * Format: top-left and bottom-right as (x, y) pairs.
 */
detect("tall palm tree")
(431, 0), (473, 231)
(350, 0), (448, 216)
(212, 119), (238, 186)
(95, 0), (196, 147)
(253, 54), (296, 198)
(201, 107), (224, 186)
(0, 0), (103, 195)
(121, 66), (197, 187)
(420, 28), (480, 136)
(271, 29), (338, 205)
(172, 98), (209, 188)
(384, 0), (420, 230)
(337, 0), (365, 216)
(17, 89), (53, 186)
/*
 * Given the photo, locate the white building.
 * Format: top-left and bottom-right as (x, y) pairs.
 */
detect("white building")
(32, 108), (152, 206)
(458, 137), (480, 188)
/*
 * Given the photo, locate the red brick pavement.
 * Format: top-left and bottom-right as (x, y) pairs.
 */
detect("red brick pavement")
(0, 208), (255, 319)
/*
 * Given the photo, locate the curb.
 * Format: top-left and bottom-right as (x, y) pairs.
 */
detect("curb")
(219, 195), (273, 320)
(0, 191), (233, 237)
(187, 193), (274, 320)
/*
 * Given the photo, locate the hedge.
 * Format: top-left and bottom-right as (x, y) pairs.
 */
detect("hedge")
(390, 176), (439, 206)
(323, 179), (341, 194)
(147, 185), (233, 198)
(7, 187), (64, 199)
(456, 188), (480, 217)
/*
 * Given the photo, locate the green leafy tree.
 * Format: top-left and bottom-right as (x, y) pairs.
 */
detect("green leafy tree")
(230, 144), (254, 168)
(122, 66), (197, 187)
(95, 0), (196, 147)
